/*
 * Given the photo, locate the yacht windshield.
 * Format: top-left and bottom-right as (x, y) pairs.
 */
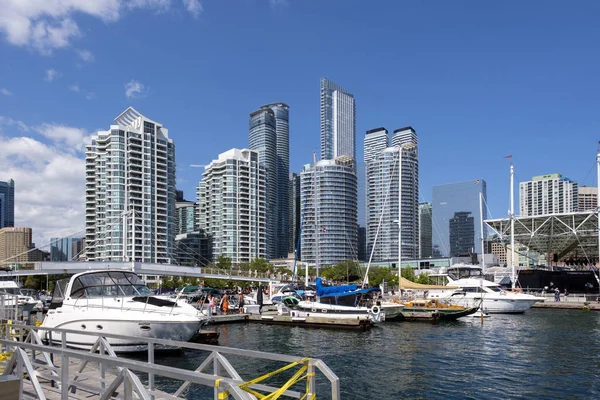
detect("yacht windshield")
(70, 271), (152, 298)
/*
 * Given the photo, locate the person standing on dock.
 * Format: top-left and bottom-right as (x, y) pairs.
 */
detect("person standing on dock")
(554, 288), (560, 302)
(221, 293), (230, 315)
(238, 292), (245, 314)
(257, 286), (264, 314)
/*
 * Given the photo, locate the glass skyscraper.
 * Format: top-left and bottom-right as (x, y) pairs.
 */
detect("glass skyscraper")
(249, 103), (290, 259)
(0, 179), (15, 228)
(85, 107), (176, 263)
(320, 78), (356, 161)
(432, 179), (487, 257)
(300, 157), (358, 267)
(50, 237), (83, 261)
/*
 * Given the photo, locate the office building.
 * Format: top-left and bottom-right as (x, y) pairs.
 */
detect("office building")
(0, 179), (15, 228)
(197, 148), (266, 264)
(578, 186), (597, 212)
(419, 202), (432, 258)
(50, 237), (83, 262)
(320, 78), (356, 161)
(300, 156), (358, 267)
(449, 211), (475, 256)
(85, 107), (176, 263)
(432, 179), (487, 257)
(249, 103), (290, 259)
(0, 227), (33, 267)
(519, 173), (578, 216)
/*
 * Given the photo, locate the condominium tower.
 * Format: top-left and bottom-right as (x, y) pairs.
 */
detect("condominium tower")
(519, 173), (578, 216)
(300, 157), (358, 267)
(419, 202), (432, 258)
(197, 149), (266, 264)
(364, 127), (420, 263)
(249, 103), (290, 259)
(50, 237), (83, 262)
(0, 179), (15, 229)
(85, 107), (176, 263)
(320, 78), (356, 161)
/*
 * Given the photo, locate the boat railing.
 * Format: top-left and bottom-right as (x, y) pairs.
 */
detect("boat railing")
(0, 294), (20, 320)
(67, 295), (203, 317)
(0, 323), (340, 400)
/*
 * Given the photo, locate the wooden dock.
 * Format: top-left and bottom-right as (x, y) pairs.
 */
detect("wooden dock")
(248, 313), (373, 330)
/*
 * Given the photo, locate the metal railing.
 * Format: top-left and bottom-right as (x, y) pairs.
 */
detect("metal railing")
(0, 295), (20, 321)
(0, 323), (340, 400)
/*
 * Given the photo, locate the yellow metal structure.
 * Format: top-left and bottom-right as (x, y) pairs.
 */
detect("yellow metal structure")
(215, 357), (316, 400)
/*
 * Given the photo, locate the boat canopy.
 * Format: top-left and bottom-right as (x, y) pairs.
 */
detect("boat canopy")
(315, 277), (362, 297)
(69, 271), (153, 298)
(399, 277), (457, 290)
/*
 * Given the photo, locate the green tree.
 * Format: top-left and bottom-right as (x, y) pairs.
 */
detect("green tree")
(216, 255), (232, 271)
(416, 272), (430, 284)
(24, 275), (42, 289)
(250, 258), (271, 273)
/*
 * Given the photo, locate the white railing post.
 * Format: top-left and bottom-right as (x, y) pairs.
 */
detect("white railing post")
(17, 349), (23, 400)
(61, 331), (69, 398)
(99, 338), (106, 395)
(148, 341), (155, 400)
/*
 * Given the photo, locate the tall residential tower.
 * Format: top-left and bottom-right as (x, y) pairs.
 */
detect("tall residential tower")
(249, 103), (290, 259)
(320, 78), (356, 161)
(84, 107), (176, 263)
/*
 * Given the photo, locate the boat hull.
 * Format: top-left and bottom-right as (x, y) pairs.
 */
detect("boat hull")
(42, 310), (202, 352)
(293, 301), (384, 323)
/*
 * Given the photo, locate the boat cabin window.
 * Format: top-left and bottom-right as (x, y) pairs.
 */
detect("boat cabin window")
(49, 278), (70, 309)
(69, 272), (152, 298)
(463, 287), (487, 293)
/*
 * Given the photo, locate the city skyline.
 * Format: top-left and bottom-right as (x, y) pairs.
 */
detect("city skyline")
(1, 1), (600, 247)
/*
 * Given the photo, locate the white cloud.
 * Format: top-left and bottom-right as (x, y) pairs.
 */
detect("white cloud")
(85, 92), (96, 100)
(0, 117), (88, 247)
(0, 0), (202, 54)
(1, 88), (12, 96)
(0, 116), (28, 132)
(33, 123), (90, 152)
(45, 68), (61, 82)
(68, 84), (80, 92)
(183, 0), (202, 18)
(125, 79), (149, 99)
(77, 49), (94, 62)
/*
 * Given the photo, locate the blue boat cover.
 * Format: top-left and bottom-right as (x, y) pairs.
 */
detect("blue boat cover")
(315, 277), (380, 297)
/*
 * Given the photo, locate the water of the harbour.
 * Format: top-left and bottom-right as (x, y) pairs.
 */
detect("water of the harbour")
(132, 309), (600, 399)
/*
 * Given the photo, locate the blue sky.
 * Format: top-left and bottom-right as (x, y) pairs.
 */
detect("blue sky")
(1, 0), (599, 245)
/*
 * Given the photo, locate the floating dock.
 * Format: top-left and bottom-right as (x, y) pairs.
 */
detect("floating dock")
(248, 313), (373, 330)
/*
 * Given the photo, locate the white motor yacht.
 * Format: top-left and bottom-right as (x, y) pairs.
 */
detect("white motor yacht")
(0, 281), (43, 310)
(41, 270), (206, 351)
(427, 265), (544, 314)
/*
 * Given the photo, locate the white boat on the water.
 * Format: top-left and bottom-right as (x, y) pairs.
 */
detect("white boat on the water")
(0, 281), (43, 310)
(427, 265), (544, 314)
(277, 278), (385, 323)
(41, 270), (206, 351)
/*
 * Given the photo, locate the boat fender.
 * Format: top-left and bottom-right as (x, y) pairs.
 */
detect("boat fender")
(371, 305), (380, 315)
(311, 308), (317, 313)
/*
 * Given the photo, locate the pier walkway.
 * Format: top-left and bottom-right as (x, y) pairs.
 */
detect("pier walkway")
(0, 323), (340, 400)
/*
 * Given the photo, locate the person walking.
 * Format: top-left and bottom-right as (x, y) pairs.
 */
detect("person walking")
(554, 288), (560, 302)
(257, 286), (264, 314)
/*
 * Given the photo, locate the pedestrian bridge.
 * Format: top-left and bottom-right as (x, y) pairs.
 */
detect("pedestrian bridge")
(1, 262), (279, 284)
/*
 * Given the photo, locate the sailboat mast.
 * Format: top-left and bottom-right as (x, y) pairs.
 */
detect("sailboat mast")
(596, 143), (600, 293)
(480, 191), (485, 269)
(510, 162), (515, 288)
(398, 147), (403, 290)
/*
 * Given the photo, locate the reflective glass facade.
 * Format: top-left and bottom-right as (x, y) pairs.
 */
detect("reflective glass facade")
(432, 179), (487, 257)
(0, 179), (15, 228)
(50, 237), (83, 261)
